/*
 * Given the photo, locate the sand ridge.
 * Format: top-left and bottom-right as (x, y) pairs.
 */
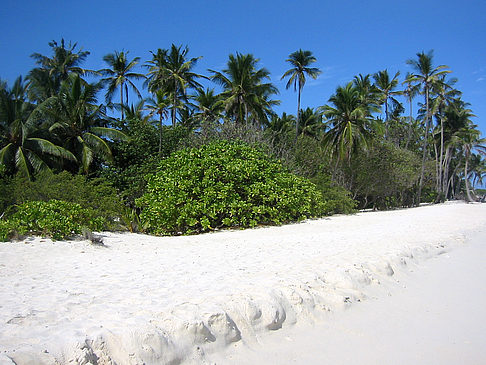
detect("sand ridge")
(0, 202), (485, 364)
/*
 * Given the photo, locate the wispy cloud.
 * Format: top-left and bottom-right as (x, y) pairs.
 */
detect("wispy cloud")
(473, 67), (485, 82)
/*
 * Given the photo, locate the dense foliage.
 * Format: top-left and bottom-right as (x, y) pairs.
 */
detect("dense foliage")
(2, 171), (123, 230)
(137, 141), (327, 235)
(0, 40), (485, 241)
(0, 200), (104, 241)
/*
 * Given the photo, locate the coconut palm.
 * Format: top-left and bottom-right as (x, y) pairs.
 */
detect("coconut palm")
(373, 69), (401, 135)
(429, 76), (461, 194)
(145, 45), (205, 127)
(320, 82), (374, 162)
(35, 74), (128, 174)
(402, 73), (420, 149)
(145, 90), (171, 154)
(99, 51), (145, 120)
(281, 50), (321, 141)
(210, 53), (279, 125)
(455, 124), (485, 202)
(406, 50), (451, 204)
(298, 107), (323, 139)
(27, 39), (94, 103)
(193, 88), (223, 124)
(0, 77), (75, 178)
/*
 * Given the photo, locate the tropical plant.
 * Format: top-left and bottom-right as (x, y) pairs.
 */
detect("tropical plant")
(406, 50), (451, 204)
(34, 74), (128, 173)
(210, 53), (279, 125)
(27, 39), (93, 103)
(145, 44), (205, 127)
(0, 200), (104, 241)
(281, 49), (321, 141)
(320, 82), (374, 162)
(99, 50), (145, 119)
(0, 77), (75, 178)
(145, 89), (171, 154)
(373, 69), (401, 135)
(298, 107), (324, 139)
(137, 140), (327, 235)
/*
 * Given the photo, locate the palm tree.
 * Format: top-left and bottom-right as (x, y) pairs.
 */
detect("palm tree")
(145, 90), (171, 154)
(429, 75), (461, 195)
(193, 88), (223, 125)
(265, 112), (295, 146)
(210, 53), (279, 125)
(145, 45), (205, 127)
(27, 39), (94, 103)
(35, 74), (128, 174)
(281, 50), (321, 141)
(0, 77), (75, 178)
(373, 69), (401, 136)
(406, 50), (451, 204)
(402, 73), (420, 149)
(455, 123), (485, 202)
(100, 51), (145, 120)
(298, 107), (323, 139)
(320, 82), (374, 163)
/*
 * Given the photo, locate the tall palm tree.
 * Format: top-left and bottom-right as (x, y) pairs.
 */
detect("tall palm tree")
(429, 75), (461, 194)
(35, 74), (128, 174)
(27, 39), (94, 103)
(406, 50), (451, 204)
(455, 124), (485, 202)
(145, 45), (205, 127)
(320, 82), (373, 163)
(373, 69), (401, 136)
(402, 73), (420, 149)
(210, 53), (279, 125)
(145, 90), (171, 154)
(100, 51), (145, 120)
(281, 49), (321, 141)
(0, 77), (75, 178)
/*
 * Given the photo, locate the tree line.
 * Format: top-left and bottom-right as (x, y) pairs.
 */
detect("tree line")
(1, 39), (485, 223)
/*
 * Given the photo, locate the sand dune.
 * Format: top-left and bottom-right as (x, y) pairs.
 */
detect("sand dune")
(0, 201), (485, 364)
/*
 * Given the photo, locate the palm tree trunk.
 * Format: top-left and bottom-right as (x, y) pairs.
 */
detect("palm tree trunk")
(417, 85), (430, 205)
(439, 117), (444, 195)
(295, 85), (302, 143)
(120, 82), (124, 120)
(172, 90), (177, 128)
(464, 150), (474, 202)
(384, 95), (389, 139)
(159, 112), (163, 155)
(405, 95), (413, 150)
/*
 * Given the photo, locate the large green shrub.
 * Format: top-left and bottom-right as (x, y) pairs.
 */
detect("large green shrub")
(137, 140), (327, 235)
(0, 200), (104, 241)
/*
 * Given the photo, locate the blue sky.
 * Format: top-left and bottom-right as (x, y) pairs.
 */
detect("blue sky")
(1, 0), (485, 138)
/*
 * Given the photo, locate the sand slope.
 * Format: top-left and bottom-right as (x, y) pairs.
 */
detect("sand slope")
(0, 202), (485, 364)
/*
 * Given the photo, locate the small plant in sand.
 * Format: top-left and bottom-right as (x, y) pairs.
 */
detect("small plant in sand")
(137, 140), (327, 235)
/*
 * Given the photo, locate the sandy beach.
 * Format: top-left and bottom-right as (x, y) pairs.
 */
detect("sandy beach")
(0, 201), (485, 364)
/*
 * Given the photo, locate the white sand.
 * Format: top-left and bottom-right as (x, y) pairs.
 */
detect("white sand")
(0, 202), (485, 364)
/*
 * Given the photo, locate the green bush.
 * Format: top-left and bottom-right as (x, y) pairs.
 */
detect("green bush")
(1, 200), (104, 241)
(311, 173), (356, 214)
(137, 140), (327, 235)
(8, 171), (123, 229)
